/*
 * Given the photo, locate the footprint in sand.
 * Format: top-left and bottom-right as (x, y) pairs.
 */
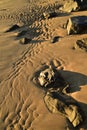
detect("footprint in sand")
(46, 58), (65, 70)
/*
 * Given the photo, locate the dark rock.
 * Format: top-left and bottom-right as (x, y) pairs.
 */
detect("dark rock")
(60, 0), (87, 13)
(44, 92), (83, 127)
(20, 37), (32, 44)
(51, 36), (59, 43)
(38, 67), (56, 87)
(6, 24), (20, 32)
(67, 16), (87, 35)
(75, 38), (87, 52)
(43, 12), (58, 19)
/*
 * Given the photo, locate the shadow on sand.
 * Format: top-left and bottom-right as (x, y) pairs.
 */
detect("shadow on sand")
(59, 70), (87, 93)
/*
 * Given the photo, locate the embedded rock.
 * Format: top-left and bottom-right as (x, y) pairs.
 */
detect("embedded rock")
(67, 16), (87, 35)
(44, 92), (83, 127)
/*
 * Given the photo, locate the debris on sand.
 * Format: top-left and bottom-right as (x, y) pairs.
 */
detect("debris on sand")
(44, 92), (83, 127)
(74, 38), (87, 52)
(6, 24), (20, 32)
(66, 16), (87, 35)
(60, 0), (87, 13)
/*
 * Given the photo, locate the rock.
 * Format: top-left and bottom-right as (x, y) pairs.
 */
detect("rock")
(38, 67), (56, 87)
(60, 0), (87, 13)
(51, 36), (59, 43)
(20, 37), (32, 44)
(6, 24), (20, 32)
(60, 0), (78, 13)
(43, 12), (58, 19)
(67, 16), (87, 35)
(74, 38), (87, 52)
(38, 67), (68, 92)
(44, 92), (83, 127)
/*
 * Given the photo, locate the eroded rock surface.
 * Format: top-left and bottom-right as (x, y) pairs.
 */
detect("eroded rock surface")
(44, 92), (83, 127)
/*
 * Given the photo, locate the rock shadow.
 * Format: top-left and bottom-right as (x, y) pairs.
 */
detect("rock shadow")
(59, 70), (87, 93)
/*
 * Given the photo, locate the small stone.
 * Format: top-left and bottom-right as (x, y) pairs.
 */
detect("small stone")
(51, 36), (59, 43)
(20, 37), (32, 44)
(43, 12), (58, 19)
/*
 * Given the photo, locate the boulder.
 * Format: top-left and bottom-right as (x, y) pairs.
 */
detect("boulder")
(20, 37), (32, 44)
(60, 0), (87, 13)
(38, 67), (56, 87)
(67, 16), (87, 35)
(44, 92), (83, 127)
(74, 38), (87, 52)
(38, 67), (68, 92)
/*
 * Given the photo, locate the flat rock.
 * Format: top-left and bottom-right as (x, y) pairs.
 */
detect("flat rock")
(67, 16), (87, 35)
(44, 92), (83, 127)
(74, 38), (87, 52)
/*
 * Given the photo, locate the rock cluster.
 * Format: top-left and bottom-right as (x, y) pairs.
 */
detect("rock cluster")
(37, 67), (83, 127)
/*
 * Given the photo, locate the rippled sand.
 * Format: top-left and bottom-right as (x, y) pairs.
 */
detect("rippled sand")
(0, 0), (87, 130)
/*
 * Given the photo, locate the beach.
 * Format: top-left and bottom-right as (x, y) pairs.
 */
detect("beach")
(0, 0), (87, 130)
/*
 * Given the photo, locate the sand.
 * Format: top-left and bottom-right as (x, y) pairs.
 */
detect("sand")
(0, 0), (87, 130)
